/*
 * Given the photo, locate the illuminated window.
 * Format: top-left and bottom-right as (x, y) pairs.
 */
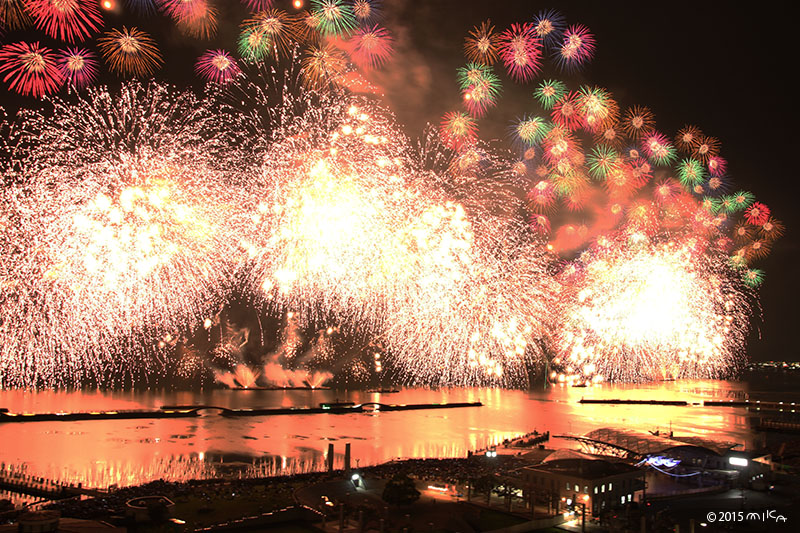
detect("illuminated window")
(584, 485), (588, 493)
(566, 482), (570, 490)
(621, 496), (625, 504)
(594, 487), (598, 494)
(609, 482), (613, 490)
(601, 484), (605, 493)
(574, 484), (579, 492)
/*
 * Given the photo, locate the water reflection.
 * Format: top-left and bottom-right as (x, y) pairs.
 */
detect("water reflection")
(0, 379), (796, 491)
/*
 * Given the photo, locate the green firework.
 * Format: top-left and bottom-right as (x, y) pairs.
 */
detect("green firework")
(587, 145), (620, 180)
(676, 158), (706, 189)
(534, 79), (566, 109)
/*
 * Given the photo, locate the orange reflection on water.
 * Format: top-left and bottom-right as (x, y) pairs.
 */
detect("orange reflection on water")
(0, 379), (787, 490)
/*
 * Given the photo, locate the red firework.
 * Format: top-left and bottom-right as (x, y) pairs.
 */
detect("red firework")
(624, 158), (653, 189)
(497, 22), (541, 82)
(744, 202), (770, 226)
(653, 178), (681, 206)
(551, 91), (583, 131)
(0, 41), (63, 96)
(542, 126), (582, 168)
(23, 0), (103, 43)
(603, 168), (636, 200)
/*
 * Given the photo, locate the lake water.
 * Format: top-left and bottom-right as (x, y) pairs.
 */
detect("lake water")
(1, 377), (798, 494)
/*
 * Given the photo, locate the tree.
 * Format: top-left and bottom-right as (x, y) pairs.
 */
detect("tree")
(381, 473), (420, 506)
(473, 475), (495, 505)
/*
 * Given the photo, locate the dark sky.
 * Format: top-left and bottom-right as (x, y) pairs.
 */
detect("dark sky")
(1, 1), (796, 363)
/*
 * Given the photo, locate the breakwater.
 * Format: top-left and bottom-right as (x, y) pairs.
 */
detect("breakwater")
(0, 401), (482, 423)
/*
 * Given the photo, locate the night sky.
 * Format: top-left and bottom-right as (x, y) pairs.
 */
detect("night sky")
(1, 1), (796, 364)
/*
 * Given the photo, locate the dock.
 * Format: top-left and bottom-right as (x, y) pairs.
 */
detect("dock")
(0, 401), (482, 423)
(577, 398), (800, 412)
(578, 399), (688, 406)
(0, 470), (107, 500)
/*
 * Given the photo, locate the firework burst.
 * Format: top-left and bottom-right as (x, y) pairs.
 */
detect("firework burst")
(534, 79), (566, 109)
(553, 235), (751, 383)
(554, 24), (595, 72)
(348, 24), (393, 68)
(23, 0), (103, 43)
(464, 20), (500, 65)
(532, 9), (565, 50)
(241, 9), (298, 60)
(439, 111), (478, 151)
(0, 0), (32, 30)
(0, 41), (63, 97)
(301, 42), (347, 87)
(1, 82), (239, 387)
(310, 0), (356, 37)
(57, 47), (98, 89)
(98, 27), (163, 77)
(195, 49), (241, 84)
(498, 22), (542, 82)
(352, 0), (381, 24)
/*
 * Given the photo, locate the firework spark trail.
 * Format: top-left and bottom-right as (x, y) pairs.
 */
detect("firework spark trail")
(222, 71), (560, 386)
(1, 84), (241, 388)
(0, 0), (782, 388)
(0, 68), (561, 387)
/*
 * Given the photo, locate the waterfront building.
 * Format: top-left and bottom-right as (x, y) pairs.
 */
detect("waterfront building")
(521, 449), (644, 516)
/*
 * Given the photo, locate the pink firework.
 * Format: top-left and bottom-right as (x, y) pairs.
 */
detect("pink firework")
(640, 131), (676, 165)
(744, 202), (770, 226)
(497, 23), (541, 82)
(0, 41), (63, 96)
(195, 49), (241, 83)
(555, 24), (595, 71)
(23, 0), (103, 43)
(348, 24), (393, 68)
(240, 0), (273, 11)
(57, 47), (98, 88)
(707, 155), (727, 177)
